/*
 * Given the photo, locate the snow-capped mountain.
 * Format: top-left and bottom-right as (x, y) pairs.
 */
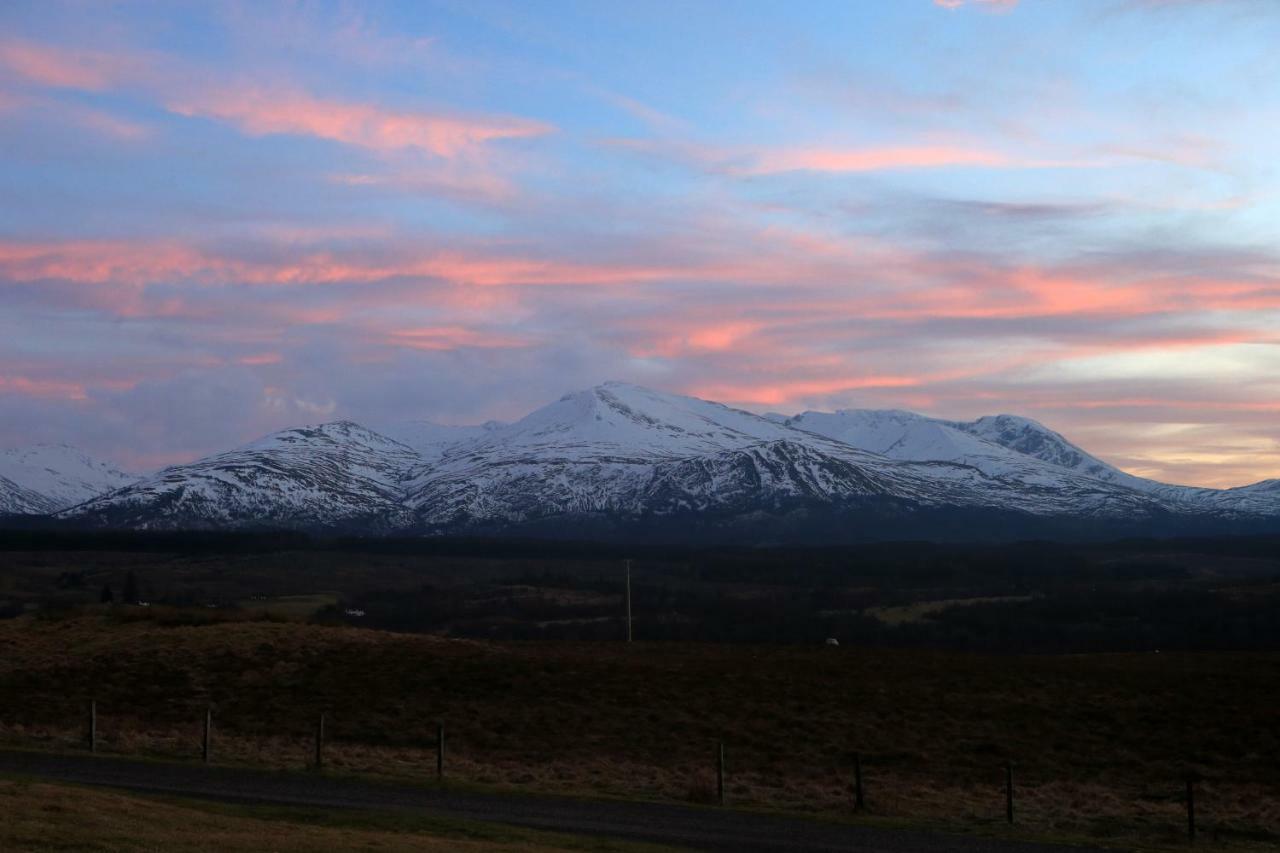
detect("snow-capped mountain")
(785, 407), (1175, 493)
(65, 422), (419, 530)
(403, 384), (1170, 534)
(785, 408), (1280, 516)
(31, 381), (1280, 541)
(0, 445), (135, 514)
(450, 382), (801, 460)
(403, 382), (821, 527)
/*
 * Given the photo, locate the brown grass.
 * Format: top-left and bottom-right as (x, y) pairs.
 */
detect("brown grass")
(2, 612), (1279, 848)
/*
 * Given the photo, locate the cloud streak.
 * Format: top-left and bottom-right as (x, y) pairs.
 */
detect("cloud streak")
(745, 145), (1014, 174)
(0, 37), (137, 90)
(168, 87), (553, 157)
(934, 0), (1020, 10)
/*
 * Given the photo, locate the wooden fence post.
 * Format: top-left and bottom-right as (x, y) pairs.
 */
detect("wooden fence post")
(1186, 775), (1196, 844)
(716, 740), (725, 806)
(88, 700), (96, 754)
(853, 752), (865, 811)
(1005, 761), (1014, 825)
(624, 559), (633, 643)
(314, 712), (325, 770)
(202, 707), (212, 764)
(436, 722), (445, 781)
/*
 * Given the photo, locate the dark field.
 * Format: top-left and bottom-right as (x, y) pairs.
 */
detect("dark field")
(3, 530), (1280, 651)
(2, 532), (1279, 848)
(0, 612), (1279, 847)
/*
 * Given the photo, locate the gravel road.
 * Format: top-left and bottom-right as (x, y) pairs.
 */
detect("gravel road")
(0, 749), (1103, 852)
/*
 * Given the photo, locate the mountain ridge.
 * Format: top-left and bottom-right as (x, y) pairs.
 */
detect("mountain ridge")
(2, 381), (1273, 542)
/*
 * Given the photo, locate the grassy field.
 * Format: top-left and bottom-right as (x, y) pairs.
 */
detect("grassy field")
(0, 778), (678, 852)
(237, 593), (340, 619)
(1, 610), (1278, 849)
(865, 595), (1034, 625)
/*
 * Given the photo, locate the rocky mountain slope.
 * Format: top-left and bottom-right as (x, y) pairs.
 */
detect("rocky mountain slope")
(0, 445), (135, 515)
(0, 474), (58, 515)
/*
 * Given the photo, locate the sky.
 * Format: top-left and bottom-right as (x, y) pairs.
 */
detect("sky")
(1, 0), (1278, 487)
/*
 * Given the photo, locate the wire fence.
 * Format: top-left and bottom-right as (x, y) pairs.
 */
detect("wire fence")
(3, 700), (1274, 847)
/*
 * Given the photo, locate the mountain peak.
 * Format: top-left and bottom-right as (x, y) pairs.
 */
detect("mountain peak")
(437, 381), (798, 465)
(241, 420), (408, 451)
(968, 413), (1050, 431)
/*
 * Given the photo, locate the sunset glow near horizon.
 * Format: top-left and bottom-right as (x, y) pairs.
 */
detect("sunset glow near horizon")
(2, 0), (1278, 487)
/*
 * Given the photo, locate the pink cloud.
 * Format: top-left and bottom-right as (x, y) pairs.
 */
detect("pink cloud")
(0, 36), (539, 165)
(934, 0), (1020, 10)
(626, 320), (762, 359)
(238, 353), (284, 366)
(689, 376), (926, 407)
(328, 169), (519, 206)
(0, 88), (25, 114)
(385, 326), (532, 351)
(748, 144), (1011, 175)
(6, 233), (1278, 329)
(0, 238), (692, 290)
(0, 375), (87, 400)
(0, 240), (206, 285)
(64, 104), (150, 141)
(611, 138), (1075, 177)
(168, 87), (553, 157)
(0, 38), (137, 90)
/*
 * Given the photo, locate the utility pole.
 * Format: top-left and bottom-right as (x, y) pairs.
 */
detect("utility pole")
(625, 559), (633, 643)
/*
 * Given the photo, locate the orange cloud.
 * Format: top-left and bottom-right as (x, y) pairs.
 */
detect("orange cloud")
(168, 87), (553, 157)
